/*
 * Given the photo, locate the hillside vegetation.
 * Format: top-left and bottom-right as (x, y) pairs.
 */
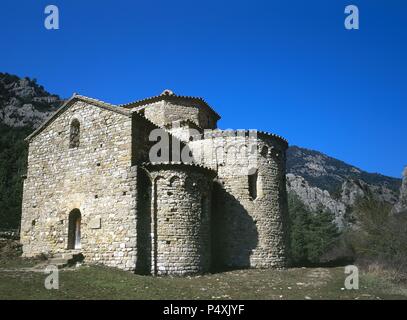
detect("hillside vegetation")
(0, 125), (32, 228)
(0, 73), (60, 229)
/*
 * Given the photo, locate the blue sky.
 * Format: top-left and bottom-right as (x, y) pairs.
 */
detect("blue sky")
(1, 0), (406, 178)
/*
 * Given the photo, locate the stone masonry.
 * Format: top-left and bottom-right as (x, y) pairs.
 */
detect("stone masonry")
(393, 166), (407, 215)
(21, 90), (290, 275)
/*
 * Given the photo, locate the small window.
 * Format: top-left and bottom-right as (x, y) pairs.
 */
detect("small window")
(248, 171), (258, 200)
(69, 119), (80, 148)
(169, 176), (180, 187)
(260, 146), (269, 158)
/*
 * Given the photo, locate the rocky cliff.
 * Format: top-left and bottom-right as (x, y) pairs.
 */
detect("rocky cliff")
(286, 146), (402, 227)
(392, 167), (407, 214)
(0, 73), (61, 228)
(0, 73), (61, 128)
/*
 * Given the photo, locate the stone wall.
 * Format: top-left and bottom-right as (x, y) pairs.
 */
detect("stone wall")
(164, 120), (203, 143)
(188, 130), (289, 269)
(132, 111), (163, 164)
(140, 101), (166, 128)
(141, 163), (216, 275)
(21, 100), (138, 271)
(134, 99), (218, 130)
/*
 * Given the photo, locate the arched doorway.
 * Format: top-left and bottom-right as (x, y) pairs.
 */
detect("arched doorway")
(68, 209), (81, 250)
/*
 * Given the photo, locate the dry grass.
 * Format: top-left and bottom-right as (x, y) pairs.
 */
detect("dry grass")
(1, 258), (407, 300)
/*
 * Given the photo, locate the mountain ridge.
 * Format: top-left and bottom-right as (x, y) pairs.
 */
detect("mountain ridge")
(287, 145), (401, 194)
(0, 72), (61, 128)
(286, 146), (401, 227)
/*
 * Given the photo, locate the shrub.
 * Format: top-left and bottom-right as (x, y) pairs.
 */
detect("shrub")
(0, 124), (31, 229)
(347, 196), (407, 282)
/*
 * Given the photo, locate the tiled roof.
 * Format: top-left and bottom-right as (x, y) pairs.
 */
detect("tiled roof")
(141, 161), (217, 175)
(119, 90), (221, 119)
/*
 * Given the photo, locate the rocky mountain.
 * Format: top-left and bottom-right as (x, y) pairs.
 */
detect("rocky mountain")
(0, 72), (403, 230)
(286, 146), (402, 227)
(0, 73), (61, 128)
(0, 73), (61, 228)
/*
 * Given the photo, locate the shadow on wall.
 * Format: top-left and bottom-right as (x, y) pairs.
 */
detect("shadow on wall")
(211, 181), (258, 272)
(136, 168), (152, 275)
(135, 173), (259, 274)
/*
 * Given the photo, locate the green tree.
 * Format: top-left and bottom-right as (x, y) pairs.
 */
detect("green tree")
(288, 192), (340, 265)
(0, 124), (31, 229)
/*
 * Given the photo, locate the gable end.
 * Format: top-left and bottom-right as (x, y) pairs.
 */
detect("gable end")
(25, 94), (132, 142)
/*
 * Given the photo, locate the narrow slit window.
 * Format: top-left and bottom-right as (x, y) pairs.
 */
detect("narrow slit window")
(69, 119), (80, 148)
(248, 171), (258, 200)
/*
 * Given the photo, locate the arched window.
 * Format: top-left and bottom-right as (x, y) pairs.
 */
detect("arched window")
(69, 119), (80, 148)
(260, 146), (269, 158)
(169, 176), (180, 187)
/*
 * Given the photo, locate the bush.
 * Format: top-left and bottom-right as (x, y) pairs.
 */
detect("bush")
(0, 124), (31, 229)
(347, 196), (407, 281)
(288, 193), (340, 265)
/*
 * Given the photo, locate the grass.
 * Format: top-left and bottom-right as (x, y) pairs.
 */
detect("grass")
(1, 258), (407, 300)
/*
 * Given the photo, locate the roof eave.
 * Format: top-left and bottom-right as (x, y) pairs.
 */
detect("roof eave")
(120, 95), (221, 120)
(25, 95), (131, 142)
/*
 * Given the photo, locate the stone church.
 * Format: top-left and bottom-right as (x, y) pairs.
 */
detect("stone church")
(21, 90), (289, 275)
